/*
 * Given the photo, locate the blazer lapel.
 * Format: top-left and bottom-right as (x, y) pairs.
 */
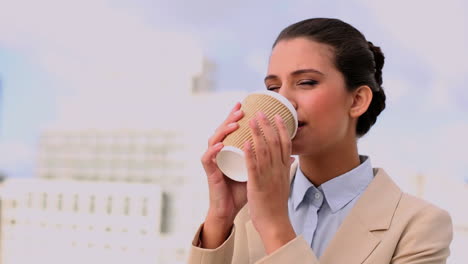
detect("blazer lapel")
(319, 208), (381, 263)
(320, 168), (402, 264)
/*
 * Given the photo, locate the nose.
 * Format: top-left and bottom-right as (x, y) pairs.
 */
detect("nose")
(279, 87), (298, 110)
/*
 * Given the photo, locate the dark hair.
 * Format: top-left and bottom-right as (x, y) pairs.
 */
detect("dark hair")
(273, 18), (386, 137)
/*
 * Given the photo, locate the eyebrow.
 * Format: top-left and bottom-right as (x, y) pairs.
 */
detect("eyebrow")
(264, 68), (325, 83)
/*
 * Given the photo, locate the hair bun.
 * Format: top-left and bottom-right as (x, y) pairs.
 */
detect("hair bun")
(368, 41), (385, 86)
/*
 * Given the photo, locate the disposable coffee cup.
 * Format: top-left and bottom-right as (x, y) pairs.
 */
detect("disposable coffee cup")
(216, 90), (298, 182)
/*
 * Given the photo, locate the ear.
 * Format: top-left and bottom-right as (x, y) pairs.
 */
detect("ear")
(349, 85), (373, 118)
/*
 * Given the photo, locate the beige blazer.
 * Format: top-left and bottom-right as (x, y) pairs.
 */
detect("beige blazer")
(188, 163), (453, 264)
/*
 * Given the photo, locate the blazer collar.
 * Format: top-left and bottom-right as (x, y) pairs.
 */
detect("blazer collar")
(319, 168), (402, 263)
(290, 163), (400, 231)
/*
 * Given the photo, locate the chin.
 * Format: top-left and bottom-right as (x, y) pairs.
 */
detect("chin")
(291, 138), (322, 157)
(291, 142), (306, 156)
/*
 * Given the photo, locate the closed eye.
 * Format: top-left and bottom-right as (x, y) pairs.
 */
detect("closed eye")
(266, 86), (280, 92)
(298, 80), (318, 86)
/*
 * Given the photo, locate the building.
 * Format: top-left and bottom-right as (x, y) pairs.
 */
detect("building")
(0, 178), (172, 264)
(0, 88), (248, 264)
(36, 130), (185, 184)
(192, 58), (216, 94)
(0, 34), (251, 262)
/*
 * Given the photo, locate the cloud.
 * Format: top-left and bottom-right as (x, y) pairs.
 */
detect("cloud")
(0, 0), (204, 129)
(360, 118), (468, 193)
(357, 0), (468, 111)
(382, 77), (410, 105)
(245, 49), (270, 77)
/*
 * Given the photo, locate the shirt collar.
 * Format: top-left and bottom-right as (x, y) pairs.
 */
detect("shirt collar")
(291, 165), (315, 210)
(291, 155), (374, 213)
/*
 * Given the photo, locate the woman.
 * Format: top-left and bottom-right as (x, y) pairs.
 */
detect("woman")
(188, 18), (452, 264)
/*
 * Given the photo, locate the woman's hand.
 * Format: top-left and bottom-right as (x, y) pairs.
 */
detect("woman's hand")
(201, 102), (248, 249)
(244, 112), (296, 254)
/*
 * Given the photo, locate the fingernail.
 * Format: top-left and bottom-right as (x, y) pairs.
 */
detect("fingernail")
(228, 123), (237, 128)
(232, 102), (240, 110)
(244, 141), (251, 149)
(214, 142), (223, 148)
(250, 118), (257, 127)
(234, 110), (242, 116)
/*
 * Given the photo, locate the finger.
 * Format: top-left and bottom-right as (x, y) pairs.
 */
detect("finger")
(275, 115), (292, 166)
(208, 103), (244, 146)
(201, 142), (224, 177)
(249, 115), (270, 168)
(257, 112), (282, 165)
(222, 102), (243, 125)
(243, 140), (258, 186)
(208, 121), (240, 147)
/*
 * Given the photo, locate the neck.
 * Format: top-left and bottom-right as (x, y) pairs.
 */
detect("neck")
(298, 138), (360, 187)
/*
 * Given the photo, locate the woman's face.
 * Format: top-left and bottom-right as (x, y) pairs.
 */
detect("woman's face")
(266, 37), (355, 156)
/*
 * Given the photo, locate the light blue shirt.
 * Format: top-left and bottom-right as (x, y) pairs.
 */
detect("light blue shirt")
(288, 156), (374, 258)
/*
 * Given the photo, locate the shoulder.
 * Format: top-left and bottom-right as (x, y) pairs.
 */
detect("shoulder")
(396, 191), (453, 234)
(370, 169), (453, 262)
(371, 168), (451, 224)
(391, 190), (453, 262)
(399, 192), (451, 219)
(365, 168), (452, 240)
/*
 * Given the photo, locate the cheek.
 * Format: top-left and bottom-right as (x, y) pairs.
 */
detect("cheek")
(308, 89), (350, 133)
(311, 89), (347, 116)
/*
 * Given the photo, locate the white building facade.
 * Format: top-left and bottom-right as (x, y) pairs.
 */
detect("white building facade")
(0, 179), (177, 264)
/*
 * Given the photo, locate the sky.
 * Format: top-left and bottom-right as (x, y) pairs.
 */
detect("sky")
(0, 0), (467, 187)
